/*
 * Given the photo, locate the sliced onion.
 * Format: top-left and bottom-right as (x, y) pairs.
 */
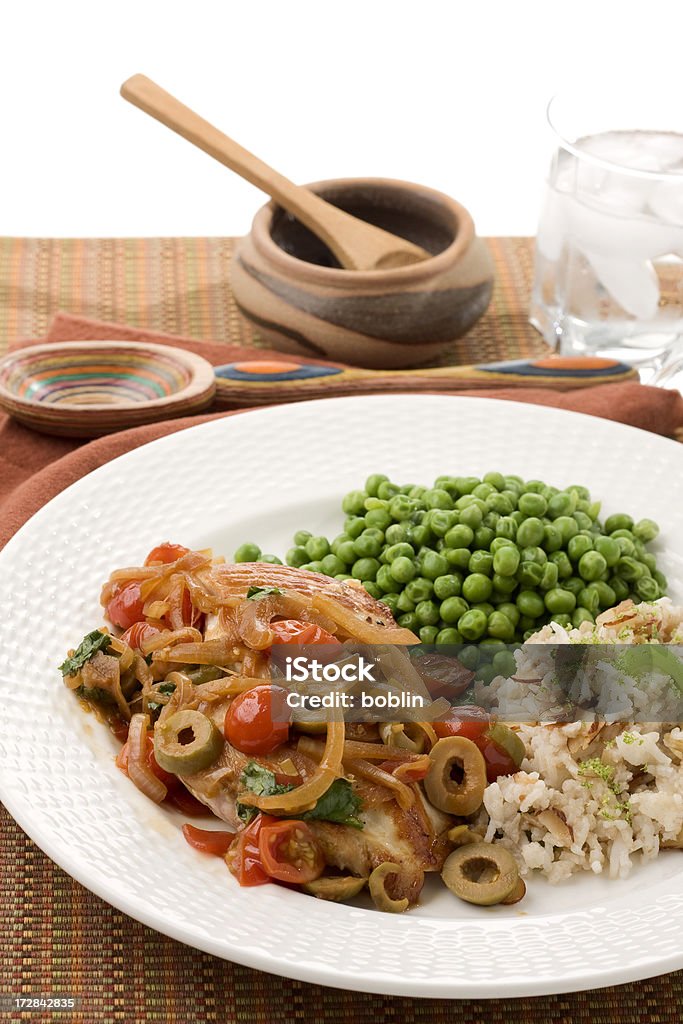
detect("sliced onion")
(341, 739), (423, 762)
(238, 591), (320, 650)
(153, 637), (240, 665)
(310, 593), (417, 643)
(345, 757), (413, 809)
(239, 719), (345, 813)
(140, 627), (202, 656)
(127, 713), (167, 803)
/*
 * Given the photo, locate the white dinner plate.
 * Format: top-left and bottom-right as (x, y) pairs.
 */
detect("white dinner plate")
(1, 395), (683, 998)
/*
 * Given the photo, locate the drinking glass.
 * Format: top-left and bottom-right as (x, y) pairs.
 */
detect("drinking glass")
(530, 89), (683, 375)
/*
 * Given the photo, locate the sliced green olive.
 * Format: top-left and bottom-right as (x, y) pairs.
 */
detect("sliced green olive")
(424, 736), (487, 815)
(486, 723), (525, 768)
(441, 842), (519, 906)
(303, 875), (367, 902)
(368, 862), (409, 913)
(500, 876), (526, 905)
(154, 709), (223, 775)
(379, 722), (425, 753)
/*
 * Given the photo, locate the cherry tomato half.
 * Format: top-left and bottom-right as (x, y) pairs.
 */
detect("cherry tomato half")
(106, 581), (146, 631)
(224, 685), (291, 755)
(116, 734), (179, 791)
(433, 717), (517, 781)
(270, 619), (340, 645)
(258, 819), (324, 884)
(182, 824), (234, 856)
(145, 542), (189, 565)
(119, 621), (161, 650)
(227, 814), (276, 886)
(377, 759), (430, 783)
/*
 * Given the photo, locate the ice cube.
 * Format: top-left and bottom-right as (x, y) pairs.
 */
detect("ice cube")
(583, 251), (660, 320)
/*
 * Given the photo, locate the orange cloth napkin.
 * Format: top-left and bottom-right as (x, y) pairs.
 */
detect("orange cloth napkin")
(1, 312), (682, 550)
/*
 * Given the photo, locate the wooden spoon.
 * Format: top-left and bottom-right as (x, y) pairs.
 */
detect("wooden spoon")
(120, 74), (430, 272)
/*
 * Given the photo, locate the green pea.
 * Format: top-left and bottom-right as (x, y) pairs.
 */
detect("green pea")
(473, 527), (495, 550)
(495, 516), (517, 541)
(454, 476), (480, 494)
(352, 557), (380, 581)
(385, 522), (410, 545)
(635, 576), (660, 601)
(554, 516), (579, 542)
(487, 610), (515, 641)
(435, 627), (462, 645)
(587, 501), (601, 521)
(260, 554), (282, 565)
(518, 492), (548, 518)
(593, 536), (620, 567)
(234, 541), (266, 565)
(516, 590), (545, 618)
(616, 556), (645, 582)
(445, 548), (472, 571)
(433, 574), (462, 600)
(505, 473), (525, 486)
(550, 614), (572, 630)
(414, 599), (440, 626)
(396, 591), (416, 613)
(459, 504), (483, 530)
(458, 645), (480, 669)
(589, 580), (616, 608)
(411, 524), (432, 547)
(364, 508), (392, 531)
(353, 529), (383, 559)
(320, 553), (345, 576)
(486, 492), (514, 515)
(363, 581), (381, 599)
(654, 570), (668, 591)
(614, 535), (636, 558)
(462, 573), (493, 603)
(577, 586), (599, 615)
(390, 556), (416, 584)
(286, 546), (310, 568)
(572, 608), (595, 628)
(444, 524), (474, 549)
(379, 593), (399, 616)
(497, 602), (520, 626)
(563, 576), (584, 597)
(633, 518), (659, 543)
(482, 510), (501, 530)
(476, 664), (498, 685)
(549, 550), (572, 579)
(384, 542), (414, 563)
(543, 524), (564, 552)
(547, 491), (577, 519)
(568, 534), (593, 562)
(439, 596), (469, 624)
(302, 560), (322, 573)
(520, 545), (547, 565)
(524, 479), (546, 494)
(469, 551), (494, 576)
(408, 485), (426, 500)
(544, 588), (577, 614)
(365, 474), (389, 497)
(568, 485), (590, 500)
(397, 611), (419, 632)
(336, 540), (358, 565)
(573, 511), (592, 532)
(293, 530), (312, 547)
(434, 476), (460, 497)
(516, 517), (545, 547)
(458, 609), (488, 641)
(539, 561), (559, 590)
(642, 552), (657, 571)
(472, 482), (495, 500)
(423, 488), (454, 510)
(492, 545), (520, 577)
(342, 490), (367, 516)
(492, 649), (517, 677)
(483, 471), (506, 491)
(376, 564), (397, 593)
(429, 510), (457, 537)
(419, 625), (440, 644)
(420, 550), (449, 580)
(492, 573), (518, 595)
(345, 517), (366, 539)
(364, 497), (388, 511)
(609, 575), (630, 602)
(510, 510), (525, 526)
(516, 561), (544, 588)
(605, 513), (634, 534)
(633, 539), (647, 560)
(404, 577), (434, 603)
(518, 615), (537, 633)
(490, 536), (515, 553)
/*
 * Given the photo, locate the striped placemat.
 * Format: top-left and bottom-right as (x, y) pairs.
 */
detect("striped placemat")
(1, 235), (681, 1023)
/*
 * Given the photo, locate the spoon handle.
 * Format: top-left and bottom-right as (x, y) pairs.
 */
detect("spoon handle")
(121, 74), (372, 268)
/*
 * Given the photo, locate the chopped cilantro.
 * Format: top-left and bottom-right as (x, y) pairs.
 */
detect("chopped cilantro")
(147, 682), (176, 713)
(247, 586), (284, 600)
(59, 630), (111, 677)
(235, 762), (364, 829)
(236, 762), (295, 824)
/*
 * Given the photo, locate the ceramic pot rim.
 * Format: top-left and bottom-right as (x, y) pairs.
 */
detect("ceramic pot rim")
(248, 177), (476, 288)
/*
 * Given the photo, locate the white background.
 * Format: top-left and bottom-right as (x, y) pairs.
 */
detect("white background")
(2, 0), (682, 238)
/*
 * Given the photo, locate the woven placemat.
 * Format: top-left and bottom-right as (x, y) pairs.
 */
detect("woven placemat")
(1, 235), (681, 1023)
(0, 236), (544, 364)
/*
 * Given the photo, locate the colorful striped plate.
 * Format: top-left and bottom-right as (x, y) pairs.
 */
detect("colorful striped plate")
(0, 341), (216, 437)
